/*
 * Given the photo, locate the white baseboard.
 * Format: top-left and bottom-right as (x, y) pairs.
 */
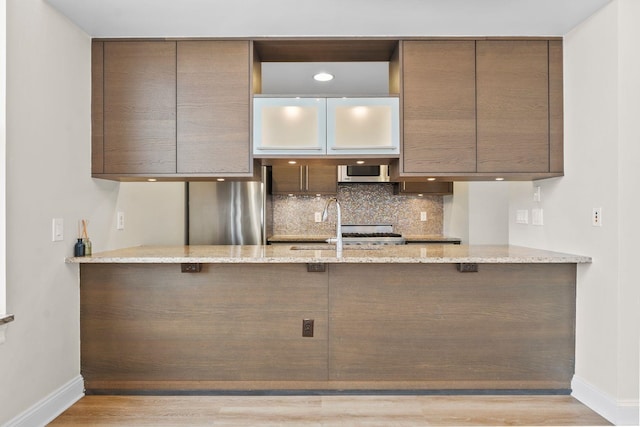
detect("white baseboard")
(572, 375), (640, 426)
(3, 375), (84, 427)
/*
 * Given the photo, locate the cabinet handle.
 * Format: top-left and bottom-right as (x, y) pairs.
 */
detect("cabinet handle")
(305, 166), (309, 191)
(299, 166), (304, 191)
(255, 146), (324, 150)
(329, 146), (397, 150)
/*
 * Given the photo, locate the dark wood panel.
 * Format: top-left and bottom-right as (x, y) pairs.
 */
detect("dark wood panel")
(329, 263), (575, 388)
(476, 40), (549, 173)
(549, 41), (564, 174)
(103, 41), (176, 174)
(177, 41), (251, 174)
(394, 181), (453, 195)
(402, 41), (477, 174)
(271, 164), (336, 195)
(253, 39), (399, 62)
(271, 164), (303, 194)
(306, 165), (337, 194)
(81, 264), (328, 386)
(91, 41), (104, 175)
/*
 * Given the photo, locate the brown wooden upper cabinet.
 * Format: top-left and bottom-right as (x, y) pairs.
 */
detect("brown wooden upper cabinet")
(99, 41), (177, 175)
(398, 39), (563, 180)
(177, 41), (251, 175)
(271, 164), (337, 195)
(402, 40), (477, 175)
(92, 40), (253, 180)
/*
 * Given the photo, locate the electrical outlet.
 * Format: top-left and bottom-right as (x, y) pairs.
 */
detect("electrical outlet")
(116, 211), (125, 230)
(592, 207), (602, 227)
(420, 211), (427, 222)
(314, 212), (322, 223)
(533, 186), (541, 202)
(302, 319), (314, 337)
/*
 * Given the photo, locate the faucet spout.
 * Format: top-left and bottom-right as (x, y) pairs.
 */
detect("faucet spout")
(322, 197), (343, 254)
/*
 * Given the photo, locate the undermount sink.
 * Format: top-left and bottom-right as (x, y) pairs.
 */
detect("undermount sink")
(290, 245), (384, 251)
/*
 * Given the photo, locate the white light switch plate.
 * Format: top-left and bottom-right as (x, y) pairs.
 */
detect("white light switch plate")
(52, 218), (64, 241)
(117, 211), (125, 230)
(516, 210), (529, 224)
(532, 208), (544, 226)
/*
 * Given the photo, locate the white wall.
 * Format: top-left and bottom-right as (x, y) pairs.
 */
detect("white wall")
(0, 0), (6, 319)
(0, 1), (184, 424)
(508, 0), (639, 424)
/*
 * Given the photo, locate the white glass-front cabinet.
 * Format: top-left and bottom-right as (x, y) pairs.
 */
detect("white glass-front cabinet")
(327, 97), (399, 155)
(253, 97), (326, 156)
(253, 97), (399, 157)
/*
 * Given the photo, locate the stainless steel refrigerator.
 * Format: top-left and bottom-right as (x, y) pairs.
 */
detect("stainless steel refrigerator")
(187, 176), (269, 245)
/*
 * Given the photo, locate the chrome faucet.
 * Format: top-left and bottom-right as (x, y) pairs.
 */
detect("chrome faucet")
(322, 197), (343, 254)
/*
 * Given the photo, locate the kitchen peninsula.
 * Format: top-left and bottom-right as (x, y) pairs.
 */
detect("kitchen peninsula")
(68, 244), (589, 394)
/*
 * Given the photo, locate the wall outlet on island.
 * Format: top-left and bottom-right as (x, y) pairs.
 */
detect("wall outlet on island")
(314, 212), (322, 223)
(420, 212), (427, 222)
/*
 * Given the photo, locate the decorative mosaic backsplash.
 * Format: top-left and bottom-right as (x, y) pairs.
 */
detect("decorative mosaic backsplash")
(271, 183), (443, 236)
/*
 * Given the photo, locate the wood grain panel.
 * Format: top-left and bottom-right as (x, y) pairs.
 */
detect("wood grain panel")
(271, 164), (336, 195)
(177, 41), (251, 174)
(253, 40), (399, 62)
(549, 41), (564, 174)
(91, 41), (104, 175)
(329, 263), (575, 388)
(402, 41), (477, 174)
(103, 41), (176, 174)
(476, 40), (549, 173)
(271, 164), (303, 194)
(306, 165), (337, 194)
(81, 264), (328, 388)
(395, 181), (453, 195)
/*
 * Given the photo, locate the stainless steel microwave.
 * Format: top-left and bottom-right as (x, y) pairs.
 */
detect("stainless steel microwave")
(338, 165), (390, 183)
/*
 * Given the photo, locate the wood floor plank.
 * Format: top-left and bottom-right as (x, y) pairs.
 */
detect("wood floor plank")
(49, 395), (611, 426)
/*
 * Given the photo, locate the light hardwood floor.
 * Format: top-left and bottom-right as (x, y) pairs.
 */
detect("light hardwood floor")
(49, 395), (611, 426)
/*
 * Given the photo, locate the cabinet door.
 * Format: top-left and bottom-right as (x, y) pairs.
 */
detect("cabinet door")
(326, 97), (399, 156)
(177, 41), (251, 174)
(306, 165), (337, 194)
(253, 98), (326, 156)
(476, 41), (549, 173)
(103, 41), (176, 174)
(271, 164), (337, 195)
(271, 164), (303, 194)
(402, 41), (476, 174)
(395, 181), (453, 195)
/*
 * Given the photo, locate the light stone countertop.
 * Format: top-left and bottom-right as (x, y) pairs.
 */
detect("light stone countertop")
(268, 234), (462, 243)
(66, 244), (592, 264)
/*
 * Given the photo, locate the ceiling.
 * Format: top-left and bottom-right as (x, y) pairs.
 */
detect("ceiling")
(46, 0), (611, 39)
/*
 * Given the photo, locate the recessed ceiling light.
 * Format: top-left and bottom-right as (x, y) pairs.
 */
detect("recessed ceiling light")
(313, 72), (334, 82)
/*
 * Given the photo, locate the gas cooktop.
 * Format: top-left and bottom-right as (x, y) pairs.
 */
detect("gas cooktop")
(341, 225), (405, 245)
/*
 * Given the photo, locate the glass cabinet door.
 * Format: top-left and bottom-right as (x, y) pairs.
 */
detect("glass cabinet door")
(327, 97), (400, 156)
(253, 97), (326, 156)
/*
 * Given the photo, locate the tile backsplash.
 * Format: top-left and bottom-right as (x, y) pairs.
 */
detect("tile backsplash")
(271, 183), (443, 236)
